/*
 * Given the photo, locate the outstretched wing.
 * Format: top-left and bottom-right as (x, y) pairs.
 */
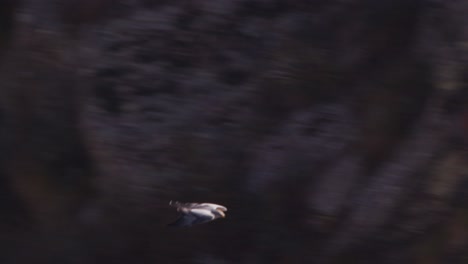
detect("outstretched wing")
(189, 209), (215, 225)
(181, 203), (203, 209)
(195, 203), (227, 212)
(168, 209), (214, 227)
(168, 213), (197, 227)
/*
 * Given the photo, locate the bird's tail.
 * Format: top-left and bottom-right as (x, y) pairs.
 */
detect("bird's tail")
(169, 200), (179, 207)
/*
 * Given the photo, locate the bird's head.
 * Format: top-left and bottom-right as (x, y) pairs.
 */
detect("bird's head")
(215, 208), (226, 218)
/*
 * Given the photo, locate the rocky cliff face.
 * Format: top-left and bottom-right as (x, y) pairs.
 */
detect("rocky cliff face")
(0, 1), (467, 263)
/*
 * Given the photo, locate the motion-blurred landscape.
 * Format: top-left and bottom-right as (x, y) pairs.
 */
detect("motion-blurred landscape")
(0, 0), (467, 263)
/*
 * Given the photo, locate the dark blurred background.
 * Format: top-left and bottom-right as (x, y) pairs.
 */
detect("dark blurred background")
(0, 0), (467, 263)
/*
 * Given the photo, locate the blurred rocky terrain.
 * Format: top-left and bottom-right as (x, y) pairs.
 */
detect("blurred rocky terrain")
(0, 0), (467, 263)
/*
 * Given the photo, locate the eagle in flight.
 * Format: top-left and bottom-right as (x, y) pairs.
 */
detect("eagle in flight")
(168, 201), (227, 227)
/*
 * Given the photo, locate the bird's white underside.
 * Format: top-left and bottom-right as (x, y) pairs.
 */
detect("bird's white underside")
(198, 203), (228, 211)
(190, 208), (216, 219)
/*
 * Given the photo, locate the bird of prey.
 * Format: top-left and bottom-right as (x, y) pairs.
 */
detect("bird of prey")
(168, 201), (227, 227)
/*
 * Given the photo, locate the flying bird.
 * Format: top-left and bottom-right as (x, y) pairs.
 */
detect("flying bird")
(168, 201), (227, 227)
